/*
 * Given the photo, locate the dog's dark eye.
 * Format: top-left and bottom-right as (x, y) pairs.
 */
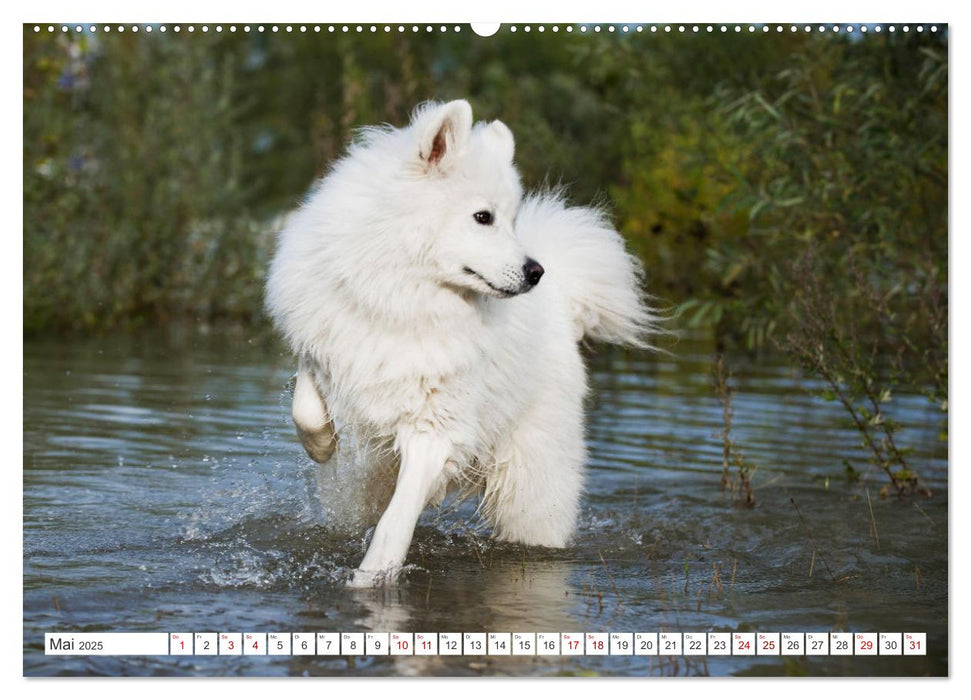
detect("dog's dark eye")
(473, 211), (494, 225)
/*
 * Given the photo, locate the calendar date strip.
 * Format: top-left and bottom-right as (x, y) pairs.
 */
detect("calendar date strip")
(44, 631), (926, 657)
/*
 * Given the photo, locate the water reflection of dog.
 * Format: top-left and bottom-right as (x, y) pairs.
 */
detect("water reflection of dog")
(349, 560), (579, 674)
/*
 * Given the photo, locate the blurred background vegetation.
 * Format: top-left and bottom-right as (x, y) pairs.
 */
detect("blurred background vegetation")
(23, 25), (947, 488)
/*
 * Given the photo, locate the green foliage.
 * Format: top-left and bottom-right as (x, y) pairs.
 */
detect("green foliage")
(23, 30), (947, 439)
(697, 33), (945, 492)
(24, 30), (261, 331)
(696, 34), (947, 359)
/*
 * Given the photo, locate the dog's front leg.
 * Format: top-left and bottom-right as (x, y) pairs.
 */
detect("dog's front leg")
(292, 356), (337, 463)
(348, 431), (450, 588)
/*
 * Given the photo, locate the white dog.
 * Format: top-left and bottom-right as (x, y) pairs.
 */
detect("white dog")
(266, 100), (654, 587)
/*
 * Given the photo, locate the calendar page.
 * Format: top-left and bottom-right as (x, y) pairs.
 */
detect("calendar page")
(22, 9), (949, 680)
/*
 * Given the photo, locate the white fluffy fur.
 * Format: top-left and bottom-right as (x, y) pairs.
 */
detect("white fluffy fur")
(266, 100), (654, 587)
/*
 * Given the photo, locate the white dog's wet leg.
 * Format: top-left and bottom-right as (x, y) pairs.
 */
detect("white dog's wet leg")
(348, 431), (451, 587)
(487, 410), (586, 548)
(292, 357), (337, 463)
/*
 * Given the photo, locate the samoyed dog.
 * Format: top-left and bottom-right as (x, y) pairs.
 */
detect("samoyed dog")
(266, 100), (654, 587)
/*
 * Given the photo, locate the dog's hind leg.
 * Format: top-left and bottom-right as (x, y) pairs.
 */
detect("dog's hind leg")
(292, 356), (337, 463)
(348, 430), (451, 587)
(485, 402), (586, 548)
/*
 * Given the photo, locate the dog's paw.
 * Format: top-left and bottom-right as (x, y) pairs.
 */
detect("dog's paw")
(346, 567), (398, 589)
(296, 423), (337, 464)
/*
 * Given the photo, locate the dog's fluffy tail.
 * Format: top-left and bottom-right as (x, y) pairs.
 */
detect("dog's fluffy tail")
(516, 192), (658, 349)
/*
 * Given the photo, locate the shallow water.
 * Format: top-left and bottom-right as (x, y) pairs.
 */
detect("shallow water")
(23, 328), (948, 676)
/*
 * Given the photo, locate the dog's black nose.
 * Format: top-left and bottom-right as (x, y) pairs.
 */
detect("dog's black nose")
(523, 259), (545, 286)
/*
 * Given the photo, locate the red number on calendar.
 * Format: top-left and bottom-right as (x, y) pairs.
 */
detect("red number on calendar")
(568, 640), (579, 650)
(909, 640), (921, 650)
(422, 640), (432, 650)
(228, 640), (235, 650)
(593, 640), (604, 650)
(861, 640), (873, 651)
(397, 640), (409, 651)
(738, 640), (750, 651)
(762, 640), (775, 651)
(179, 641), (184, 649)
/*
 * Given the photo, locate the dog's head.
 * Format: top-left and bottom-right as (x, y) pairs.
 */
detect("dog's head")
(404, 100), (543, 298)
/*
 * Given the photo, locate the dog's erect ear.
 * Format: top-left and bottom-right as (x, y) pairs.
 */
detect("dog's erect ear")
(416, 100), (473, 170)
(486, 120), (515, 163)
